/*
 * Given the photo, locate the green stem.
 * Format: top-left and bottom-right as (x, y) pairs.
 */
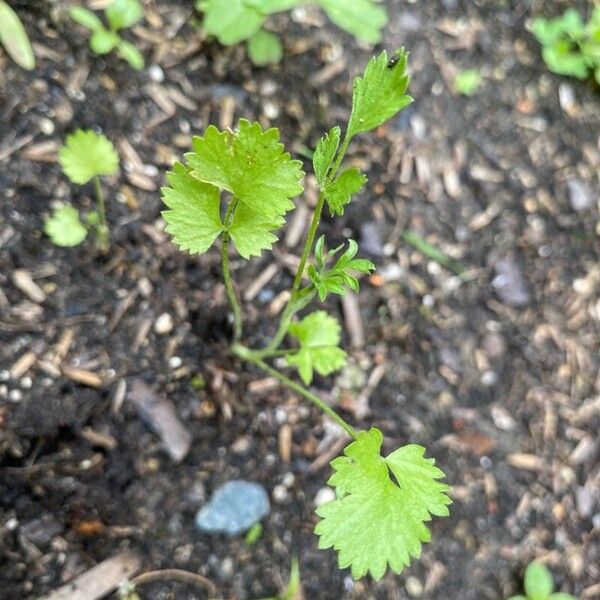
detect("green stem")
(222, 198), (243, 341)
(264, 132), (352, 352)
(232, 344), (357, 439)
(93, 175), (109, 252)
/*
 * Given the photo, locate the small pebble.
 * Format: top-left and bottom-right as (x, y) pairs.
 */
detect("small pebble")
(282, 472), (295, 488)
(567, 179), (593, 211)
(480, 370), (498, 387)
(8, 389), (23, 403)
(0, 370), (9, 382)
(39, 117), (55, 135)
(219, 557), (234, 580)
(20, 376), (33, 389)
(168, 356), (183, 369)
(148, 65), (165, 82)
(263, 101), (279, 120)
(154, 312), (174, 335)
(405, 575), (423, 597)
(195, 480), (270, 535)
(272, 484), (288, 504)
(314, 486), (336, 508)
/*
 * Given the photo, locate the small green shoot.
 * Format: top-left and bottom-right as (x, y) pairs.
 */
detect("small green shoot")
(261, 558), (301, 600)
(532, 7), (600, 85)
(453, 69), (482, 96)
(196, 0), (388, 65)
(401, 230), (465, 276)
(244, 522), (263, 545)
(48, 129), (119, 251)
(508, 561), (578, 600)
(69, 0), (144, 70)
(162, 49), (451, 580)
(0, 1), (35, 70)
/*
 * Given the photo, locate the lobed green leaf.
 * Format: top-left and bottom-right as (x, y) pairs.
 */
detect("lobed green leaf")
(324, 168), (367, 216)
(59, 129), (119, 185)
(229, 203), (283, 259)
(287, 311), (346, 385)
(186, 119), (304, 222)
(347, 48), (412, 138)
(317, 0), (388, 44)
(315, 428), (451, 580)
(161, 163), (223, 255)
(198, 0), (264, 44)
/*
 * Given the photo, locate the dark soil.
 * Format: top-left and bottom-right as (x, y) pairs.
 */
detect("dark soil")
(1, 1), (599, 599)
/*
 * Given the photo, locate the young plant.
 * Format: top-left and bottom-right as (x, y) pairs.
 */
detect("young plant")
(197, 0), (388, 66)
(453, 69), (482, 96)
(161, 49), (451, 580)
(0, 0), (35, 70)
(45, 129), (119, 251)
(532, 7), (600, 85)
(69, 0), (144, 70)
(508, 561), (578, 600)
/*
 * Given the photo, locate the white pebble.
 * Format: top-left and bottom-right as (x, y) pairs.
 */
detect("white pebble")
(282, 472), (295, 488)
(314, 486), (336, 508)
(154, 312), (174, 335)
(0, 370), (10, 382)
(8, 389), (23, 402)
(272, 485), (288, 504)
(481, 370), (498, 387)
(39, 117), (55, 135)
(148, 64), (164, 82)
(405, 576), (423, 597)
(169, 356), (183, 369)
(263, 101), (279, 120)
(20, 376), (33, 389)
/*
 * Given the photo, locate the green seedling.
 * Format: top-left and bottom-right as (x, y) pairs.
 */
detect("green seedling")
(162, 49), (451, 580)
(508, 561), (578, 600)
(0, 1), (35, 70)
(69, 0), (144, 70)
(532, 7), (600, 85)
(45, 129), (119, 251)
(197, 0), (388, 65)
(453, 68), (482, 96)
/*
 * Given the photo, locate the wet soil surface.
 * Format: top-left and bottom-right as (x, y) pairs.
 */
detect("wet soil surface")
(1, 1), (599, 599)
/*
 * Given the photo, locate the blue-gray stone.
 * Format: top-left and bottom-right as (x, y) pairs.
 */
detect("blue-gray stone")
(195, 480), (269, 535)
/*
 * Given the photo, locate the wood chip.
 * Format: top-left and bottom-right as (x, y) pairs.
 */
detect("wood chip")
(243, 263), (278, 302)
(80, 427), (118, 450)
(21, 140), (60, 163)
(442, 165), (462, 199)
(569, 436), (598, 465)
(128, 379), (191, 462)
(278, 423), (292, 463)
(341, 293), (364, 348)
(13, 269), (46, 303)
(38, 551), (141, 600)
(62, 367), (104, 388)
(506, 453), (543, 471)
(9, 350), (38, 380)
(354, 363), (387, 419)
(248, 377), (279, 394)
(284, 202), (309, 248)
(108, 288), (139, 332)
